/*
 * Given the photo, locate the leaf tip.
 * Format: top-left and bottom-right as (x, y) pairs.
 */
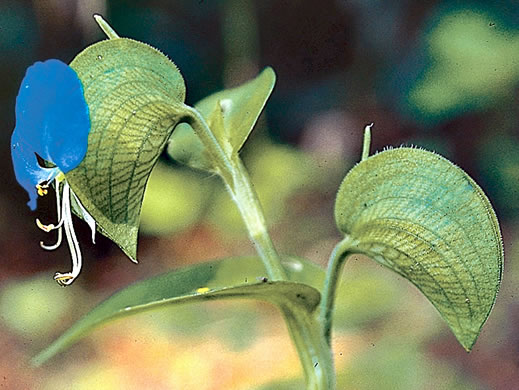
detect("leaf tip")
(92, 14), (120, 40)
(457, 330), (478, 352)
(262, 65), (276, 77)
(121, 242), (138, 263)
(30, 348), (53, 368)
(261, 66), (276, 88)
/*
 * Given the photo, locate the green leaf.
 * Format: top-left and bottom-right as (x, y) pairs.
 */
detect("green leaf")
(66, 37), (188, 261)
(32, 256), (324, 367)
(334, 147), (503, 351)
(168, 67), (276, 172)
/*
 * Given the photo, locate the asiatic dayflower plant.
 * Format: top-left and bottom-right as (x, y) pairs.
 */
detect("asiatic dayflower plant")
(26, 17), (505, 390)
(11, 59), (95, 286)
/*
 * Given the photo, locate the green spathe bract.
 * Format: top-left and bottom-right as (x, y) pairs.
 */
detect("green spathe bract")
(66, 37), (187, 261)
(334, 147), (503, 351)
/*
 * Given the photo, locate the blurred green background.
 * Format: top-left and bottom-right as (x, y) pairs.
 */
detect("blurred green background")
(1, 0), (518, 389)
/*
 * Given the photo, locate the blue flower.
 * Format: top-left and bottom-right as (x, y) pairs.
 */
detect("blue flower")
(11, 59), (96, 286)
(11, 59), (90, 209)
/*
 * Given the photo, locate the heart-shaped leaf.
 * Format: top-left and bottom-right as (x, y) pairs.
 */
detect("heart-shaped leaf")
(32, 256), (324, 367)
(66, 37), (187, 261)
(335, 147), (503, 351)
(168, 67), (276, 172)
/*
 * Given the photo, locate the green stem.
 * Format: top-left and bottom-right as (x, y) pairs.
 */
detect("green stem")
(181, 105), (335, 388)
(181, 104), (286, 281)
(317, 124), (370, 343)
(227, 157), (287, 280)
(319, 236), (357, 345)
(319, 124), (370, 343)
(281, 306), (336, 390)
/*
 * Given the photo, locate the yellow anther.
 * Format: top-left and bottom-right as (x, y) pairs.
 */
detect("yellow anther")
(36, 183), (49, 196)
(54, 273), (74, 287)
(36, 218), (54, 232)
(196, 287), (210, 294)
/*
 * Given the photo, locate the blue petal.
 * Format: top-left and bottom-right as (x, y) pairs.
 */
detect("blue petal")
(11, 59), (90, 210)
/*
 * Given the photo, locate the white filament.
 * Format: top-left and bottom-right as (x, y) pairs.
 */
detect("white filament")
(53, 182), (83, 286)
(38, 178), (64, 250)
(72, 192), (96, 244)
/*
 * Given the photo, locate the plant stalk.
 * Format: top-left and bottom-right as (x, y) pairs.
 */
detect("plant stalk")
(319, 124), (370, 342)
(282, 305), (336, 390)
(181, 104), (286, 281)
(319, 235), (357, 345)
(226, 157), (287, 280)
(182, 105), (335, 388)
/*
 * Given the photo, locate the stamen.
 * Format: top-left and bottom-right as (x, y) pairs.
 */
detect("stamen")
(36, 218), (64, 232)
(38, 178), (64, 251)
(36, 183), (49, 197)
(53, 182), (83, 286)
(35, 169), (59, 197)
